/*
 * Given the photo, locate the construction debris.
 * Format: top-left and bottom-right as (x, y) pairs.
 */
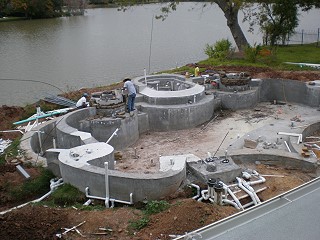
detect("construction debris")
(56, 221), (86, 238)
(16, 165), (30, 179)
(43, 94), (76, 107)
(0, 139), (12, 154)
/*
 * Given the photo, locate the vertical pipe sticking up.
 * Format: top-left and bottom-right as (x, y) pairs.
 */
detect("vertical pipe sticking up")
(104, 162), (110, 208)
(36, 106), (43, 154)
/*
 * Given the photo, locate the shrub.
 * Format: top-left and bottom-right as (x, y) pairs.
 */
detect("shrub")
(244, 44), (263, 63)
(129, 216), (149, 231)
(144, 200), (170, 215)
(50, 183), (85, 206)
(204, 39), (234, 60)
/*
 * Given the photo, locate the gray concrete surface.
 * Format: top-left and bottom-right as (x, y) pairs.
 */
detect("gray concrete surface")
(19, 76), (320, 207)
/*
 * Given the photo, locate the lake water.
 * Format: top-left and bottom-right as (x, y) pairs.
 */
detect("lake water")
(0, 3), (319, 106)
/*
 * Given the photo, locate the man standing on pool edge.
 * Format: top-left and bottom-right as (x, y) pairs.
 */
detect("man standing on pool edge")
(123, 78), (136, 116)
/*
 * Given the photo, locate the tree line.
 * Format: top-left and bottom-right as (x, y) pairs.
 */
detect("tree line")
(0, 0), (86, 18)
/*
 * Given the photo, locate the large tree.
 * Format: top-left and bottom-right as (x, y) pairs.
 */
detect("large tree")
(117, 0), (319, 51)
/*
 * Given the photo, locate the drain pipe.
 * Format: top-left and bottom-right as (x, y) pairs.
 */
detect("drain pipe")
(222, 183), (243, 210)
(223, 199), (241, 210)
(236, 177), (258, 205)
(238, 187), (267, 201)
(284, 141), (291, 152)
(105, 162), (110, 208)
(85, 187), (134, 207)
(190, 183), (201, 200)
(0, 178), (63, 215)
(247, 173), (266, 186)
(106, 128), (119, 144)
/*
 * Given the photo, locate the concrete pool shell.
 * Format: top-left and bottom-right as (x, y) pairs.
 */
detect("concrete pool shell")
(20, 74), (320, 205)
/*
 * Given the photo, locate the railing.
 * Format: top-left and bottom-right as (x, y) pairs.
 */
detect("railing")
(287, 28), (320, 46)
(264, 28), (320, 47)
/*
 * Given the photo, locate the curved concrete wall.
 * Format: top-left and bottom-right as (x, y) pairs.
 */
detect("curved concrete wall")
(140, 95), (215, 131)
(216, 88), (259, 110)
(59, 157), (186, 202)
(56, 108), (96, 149)
(230, 150), (317, 172)
(81, 115), (140, 150)
(302, 122), (320, 141)
(259, 79), (320, 107)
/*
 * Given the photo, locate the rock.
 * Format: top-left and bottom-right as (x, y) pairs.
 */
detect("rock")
(244, 139), (258, 149)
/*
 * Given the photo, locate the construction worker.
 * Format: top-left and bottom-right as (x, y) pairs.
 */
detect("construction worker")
(194, 64), (200, 77)
(123, 78), (136, 116)
(76, 93), (90, 109)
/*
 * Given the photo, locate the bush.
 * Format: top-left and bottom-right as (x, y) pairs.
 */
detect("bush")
(50, 183), (85, 206)
(129, 216), (149, 231)
(144, 200), (170, 215)
(204, 39), (234, 60)
(244, 44), (277, 64)
(244, 44), (263, 63)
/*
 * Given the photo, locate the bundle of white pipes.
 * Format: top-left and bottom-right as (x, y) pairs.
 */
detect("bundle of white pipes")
(191, 170), (266, 210)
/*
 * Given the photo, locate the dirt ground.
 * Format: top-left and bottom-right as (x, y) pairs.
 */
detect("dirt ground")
(0, 68), (320, 240)
(0, 164), (314, 240)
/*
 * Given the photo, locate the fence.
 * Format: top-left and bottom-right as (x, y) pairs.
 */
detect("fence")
(286, 28), (320, 46)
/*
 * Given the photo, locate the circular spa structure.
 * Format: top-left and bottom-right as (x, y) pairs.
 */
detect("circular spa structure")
(132, 74), (215, 131)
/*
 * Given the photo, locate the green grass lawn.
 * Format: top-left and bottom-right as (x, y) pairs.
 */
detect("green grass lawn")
(276, 44), (320, 64)
(164, 43), (320, 74)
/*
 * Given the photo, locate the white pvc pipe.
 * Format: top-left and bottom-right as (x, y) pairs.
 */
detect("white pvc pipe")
(222, 183), (243, 210)
(106, 128), (119, 144)
(237, 187), (267, 201)
(144, 68), (147, 84)
(85, 187), (133, 207)
(284, 141), (291, 152)
(0, 130), (24, 134)
(0, 178), (63, 215)
(83, 199), (92, 206)
(190, 183), (201, 200)
(242, 201), (255, 208)
(247, 175), (266, 186)
(277, 132), (302, 144)
(201, 189), (209, 200)
(104, 162), (110, 208)
(242, 179), (261, 204)
(237, 177), (258, 205)
(222, 199), (240, 209)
